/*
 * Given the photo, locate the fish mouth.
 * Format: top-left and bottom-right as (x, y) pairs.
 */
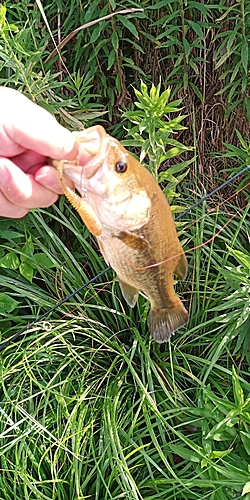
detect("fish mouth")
(60, 125), (110, 187)
(60, 162), (132, 207)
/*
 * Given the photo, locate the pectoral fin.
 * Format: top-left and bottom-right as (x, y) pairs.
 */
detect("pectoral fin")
(118, 279), (139, 307)
(174, 251), (188, 280)
(114, 231), (150, 250)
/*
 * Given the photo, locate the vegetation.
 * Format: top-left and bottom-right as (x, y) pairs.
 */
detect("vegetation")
(0, 1), (249, 499)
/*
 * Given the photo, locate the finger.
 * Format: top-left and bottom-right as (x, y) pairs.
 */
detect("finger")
(0, 158), (59, 209)
(10, 152), (75, 192)
(34, 165), (74, 193)
(0, 87), (79, 159)
(0, 190), (29, 218)
(10, 150), (46, 172)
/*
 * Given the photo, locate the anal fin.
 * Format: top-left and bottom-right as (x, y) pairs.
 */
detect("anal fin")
(119, 279), (139, 308)
(174, 251), (188, 280)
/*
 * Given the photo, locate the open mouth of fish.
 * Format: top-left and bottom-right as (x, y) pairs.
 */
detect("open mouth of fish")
(60, 163), (132, 207)
(63, 131), (109, 181)
(56, 127), (133, 206)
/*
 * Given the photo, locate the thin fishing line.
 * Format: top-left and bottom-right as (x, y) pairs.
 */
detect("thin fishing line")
(112, 205), (247, 271)
(175, 165), (250, 220)
(175, 180), (250, 234)
(0, 164), (249, 351)
(207, 179), (250, 212)
(0, 267), (110, 351)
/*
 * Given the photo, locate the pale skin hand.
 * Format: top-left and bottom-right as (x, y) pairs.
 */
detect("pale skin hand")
(0, 87), (79, 218)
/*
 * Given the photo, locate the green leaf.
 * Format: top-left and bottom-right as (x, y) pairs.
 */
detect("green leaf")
(183, 38), (191, 59)
(107, 49), (116, 70)
(117, 15), (138, 38)
(223, 143), (249, 160)
(234, 319), (250, 355)
(235, 129), (248, 150)
(245, 96), (250, 122)
(189, 82), (204, 102)
(206, 416), (239, 441)
(228, 248), (250, 270)
(0, 252), (20, 270)
(240, 431), (250, 455)
(147, 0), (177, 8)
(0, 293), (20, 313)
(168, 444), (200, 462)
(243, 482), (250, 495)
(215, 49), (233, 70)
(167, 158), (194, 174)
(90, 23), (104, 44)
(85, 0), (103, 23)
(123, 38), (144, 53)
(230, 60), (242, 83)
(0, 230), (24, 239)
(189, 59), (200, 74)
(164, 146), (186, 160)
(123, 58), (146, 76)
(19, 263), (34, 283)
(187, 2), (209, 17)
(111, 30), (119, 51)
(186, 20), (204, 39)
(241, 36), (248, 74)
(209, 449), (232, 459)
(232, 366), (245, 408)
(157, 87), (171, 107)
(183, 72), (188, 89)
(21, 236), (34, 264)
(33, 253), (57, 270)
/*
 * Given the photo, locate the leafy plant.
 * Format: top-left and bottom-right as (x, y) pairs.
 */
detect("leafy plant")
(122, 81), (194, 202)
(215, 244), (250, 362)
(0, 235), (57, 283)
(0, 2), (104, 125)
(223, 130), (250, 178)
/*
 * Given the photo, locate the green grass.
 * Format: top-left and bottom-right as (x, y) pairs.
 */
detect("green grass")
(0, 0), (250, 498)
(0, 198), (249, 500)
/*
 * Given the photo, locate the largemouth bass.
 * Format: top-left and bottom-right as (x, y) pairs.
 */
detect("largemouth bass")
(50, 125), (189, 342)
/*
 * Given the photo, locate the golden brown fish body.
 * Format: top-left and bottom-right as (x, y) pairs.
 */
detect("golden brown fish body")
(51, 125), (188, 342)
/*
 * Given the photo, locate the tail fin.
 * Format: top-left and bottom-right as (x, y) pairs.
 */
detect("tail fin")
(150, 301), (189, 343)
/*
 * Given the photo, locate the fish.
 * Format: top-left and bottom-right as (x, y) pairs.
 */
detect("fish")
(49, 125), (189, 343)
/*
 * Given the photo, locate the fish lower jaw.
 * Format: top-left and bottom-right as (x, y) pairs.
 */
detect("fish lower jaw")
(95, 209), (148, 232)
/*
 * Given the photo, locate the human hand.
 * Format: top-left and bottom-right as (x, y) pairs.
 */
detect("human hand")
(0, 87), (79, 218)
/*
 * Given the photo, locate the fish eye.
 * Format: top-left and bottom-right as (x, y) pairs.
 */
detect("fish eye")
(115, 161), (127, 173)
